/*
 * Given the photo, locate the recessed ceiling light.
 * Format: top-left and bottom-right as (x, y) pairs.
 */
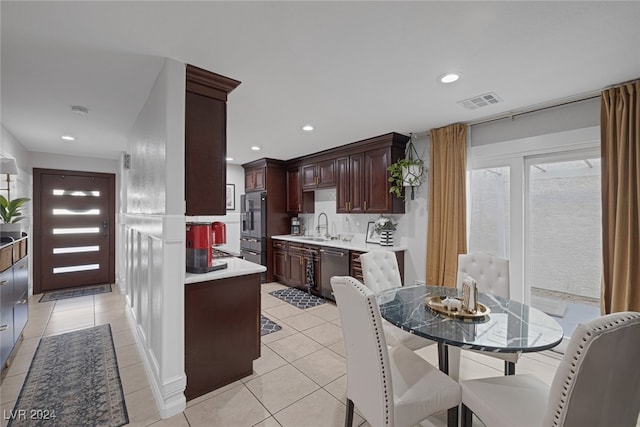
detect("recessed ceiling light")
(439, 73), (460, 84)
(71, 105), (89, 115)
(251, 146), (261, 151)
(302, 124), (314, 132)
(61, 135), (75, 141)
(225, 156), (234, 162)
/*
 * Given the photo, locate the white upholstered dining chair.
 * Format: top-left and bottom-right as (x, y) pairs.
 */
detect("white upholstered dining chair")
(330, 276), (461, 427)
(457, 252), (519, 375)
(460, 311), (640, 427)
(360, 250), (436, 351)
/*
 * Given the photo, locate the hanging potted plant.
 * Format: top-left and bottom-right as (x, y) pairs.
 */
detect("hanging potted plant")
(387, 133), (426, 200)
(0, 195), (30, 237)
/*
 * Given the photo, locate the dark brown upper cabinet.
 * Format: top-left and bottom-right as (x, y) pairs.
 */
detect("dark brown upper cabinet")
(245, 166), (266, 192)
(301, 159), (336, 190)
(185, 64), (240, 216)
(333, 133), (408, 214)
(286, 167), (314, 214)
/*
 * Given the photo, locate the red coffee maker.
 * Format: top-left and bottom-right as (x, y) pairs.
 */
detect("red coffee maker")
(186, 222), (228, 273)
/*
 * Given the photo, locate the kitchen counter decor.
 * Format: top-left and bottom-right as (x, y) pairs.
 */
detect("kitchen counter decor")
(374, 215), (397, 246)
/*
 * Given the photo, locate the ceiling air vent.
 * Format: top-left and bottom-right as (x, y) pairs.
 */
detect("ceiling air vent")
(457, 92), (503, 111)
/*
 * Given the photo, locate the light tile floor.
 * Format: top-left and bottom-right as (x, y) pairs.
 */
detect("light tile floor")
(0, 282), (621, 427)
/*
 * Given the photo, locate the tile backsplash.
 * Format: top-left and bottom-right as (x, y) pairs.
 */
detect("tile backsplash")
(297, 188), (404, 243)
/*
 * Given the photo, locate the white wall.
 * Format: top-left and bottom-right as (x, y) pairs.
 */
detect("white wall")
(1, 126), (32, 216)
(1, 126), (34, 290)
(121, 57), (186, 419)
(30, 151), (118, 174)
(395, 133), (429, 287)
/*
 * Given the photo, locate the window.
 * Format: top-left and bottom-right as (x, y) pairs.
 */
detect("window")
(469, 127), (601, 337)
(469, 166), (510, 257)
(527, 156), (601, 302)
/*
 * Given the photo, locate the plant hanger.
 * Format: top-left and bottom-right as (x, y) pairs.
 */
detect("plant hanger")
(387, 133), (426, 200)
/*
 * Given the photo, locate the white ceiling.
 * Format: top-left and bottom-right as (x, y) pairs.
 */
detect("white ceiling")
(2, 1), (639, 165)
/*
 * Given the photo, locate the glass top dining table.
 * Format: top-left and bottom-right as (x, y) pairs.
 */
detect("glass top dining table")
(376, 285), (564, 373)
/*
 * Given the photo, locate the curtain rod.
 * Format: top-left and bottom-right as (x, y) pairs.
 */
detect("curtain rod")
(412, 91), (602, 139)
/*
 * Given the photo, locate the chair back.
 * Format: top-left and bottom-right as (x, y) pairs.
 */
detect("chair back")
(360, 250), (402, 293)
(331, 276), (394, 427)
(456, 253), (509, 298)
(543, 311), (640, 427)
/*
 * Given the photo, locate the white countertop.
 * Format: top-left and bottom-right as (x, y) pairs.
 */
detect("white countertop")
(271, 234), (407, 252)
(185, 257), (266, 284)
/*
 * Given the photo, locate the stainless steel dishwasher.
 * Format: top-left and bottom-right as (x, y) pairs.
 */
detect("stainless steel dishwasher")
(320, 247), (349, 300)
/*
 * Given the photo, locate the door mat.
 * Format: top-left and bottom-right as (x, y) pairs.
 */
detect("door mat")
(531, 296), (567, 318)
(269, 288), (326, 309)
(7, 324), (128, 427)
(260, 315), (282, 336)
(39, 284), (112, 303)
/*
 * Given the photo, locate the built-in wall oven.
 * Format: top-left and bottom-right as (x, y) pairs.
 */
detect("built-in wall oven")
(240, 191), (267, 282)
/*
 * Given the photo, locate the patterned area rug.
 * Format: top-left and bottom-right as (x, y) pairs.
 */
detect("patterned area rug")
(260, 315), (282, 336)
(8, 325), (128, 427)
(39, 284), (112, 303)
(270, 288), (326, 309)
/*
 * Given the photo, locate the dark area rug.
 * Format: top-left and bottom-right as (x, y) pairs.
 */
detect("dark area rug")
(260, 315), (282, 336)
(7, 325), (128, 427)
(39, 284), (112, 303)
(270, 288), (326, 309)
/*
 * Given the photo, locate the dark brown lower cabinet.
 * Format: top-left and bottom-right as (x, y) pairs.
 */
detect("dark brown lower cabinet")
(184, 273), (261, 401)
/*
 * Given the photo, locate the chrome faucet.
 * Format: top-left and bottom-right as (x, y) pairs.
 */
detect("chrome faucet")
(316, 212), (329, 238)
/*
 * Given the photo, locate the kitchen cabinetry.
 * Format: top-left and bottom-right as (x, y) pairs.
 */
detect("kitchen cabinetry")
(245, 166), (266, 192)
(336, 153), (365, 214)
(241, 158), (290, 282)
(286, 167), (314, 214)
(301, 159), (336, 190)
(287, 132), (408, 214)
(1, 237), (28, 370)
(185, 272), (261, 400)
(272, 241), (320, 294)
(336, 144), (405, 214)
(185, 65), (240, 216)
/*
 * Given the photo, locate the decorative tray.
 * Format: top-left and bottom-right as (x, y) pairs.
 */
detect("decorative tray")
(425, 296), (490, 320)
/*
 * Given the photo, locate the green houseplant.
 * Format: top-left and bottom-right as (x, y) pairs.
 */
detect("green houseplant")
(387, 157), (425, 200)
(0, 195), (30, 224)
(387, 133), (426, 200)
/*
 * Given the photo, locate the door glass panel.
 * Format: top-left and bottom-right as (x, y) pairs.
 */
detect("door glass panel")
(528, 157), (601, 333)
(53, 246), (100, 254)
(53, 189), (100, 197)
(53, 264), (100, 274)
(528, 158), (601, 299)
(53, 227), (100, 234)
(53, 209), (100, 215)
(469, 166), (510, 257)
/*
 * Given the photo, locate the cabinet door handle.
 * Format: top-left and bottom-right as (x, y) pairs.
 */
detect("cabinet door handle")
(0, 280), (7, 286)
(364, 200), (367, 211)
(285, 254), (287, 262)
(0, 325), (8, 332)
(298, 204), (301, 211)
(16, 299), (27, 305)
